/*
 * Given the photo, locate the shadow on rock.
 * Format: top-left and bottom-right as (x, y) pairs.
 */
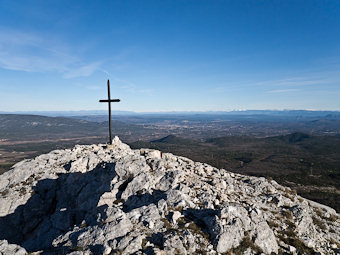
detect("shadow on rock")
(181, 208), (218, 240)
(0, 162), (116, 253)
(123, 189), (167, 213)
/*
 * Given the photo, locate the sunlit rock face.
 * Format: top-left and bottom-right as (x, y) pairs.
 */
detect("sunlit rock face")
(0, 137), (339, 255)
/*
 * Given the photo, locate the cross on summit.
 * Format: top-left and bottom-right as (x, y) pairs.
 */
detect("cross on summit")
(99, 80), (120, 144)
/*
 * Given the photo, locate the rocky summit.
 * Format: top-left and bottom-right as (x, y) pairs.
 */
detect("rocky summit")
(0, 137), (339, 255)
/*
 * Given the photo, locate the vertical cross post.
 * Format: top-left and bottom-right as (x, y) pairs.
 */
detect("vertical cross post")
(107, 80), (112, 143)
(99, 80), (120, 144)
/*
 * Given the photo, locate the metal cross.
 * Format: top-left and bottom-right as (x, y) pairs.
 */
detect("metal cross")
(99, 80), (120, 144)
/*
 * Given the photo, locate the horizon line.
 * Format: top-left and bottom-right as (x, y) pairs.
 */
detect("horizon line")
(1, 109), (340, 115)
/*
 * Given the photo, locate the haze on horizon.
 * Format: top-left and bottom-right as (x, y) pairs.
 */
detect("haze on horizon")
(1, 1), (340, 112)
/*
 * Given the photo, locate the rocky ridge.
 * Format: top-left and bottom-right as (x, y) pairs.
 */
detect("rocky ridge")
(0, 137), (339, 254)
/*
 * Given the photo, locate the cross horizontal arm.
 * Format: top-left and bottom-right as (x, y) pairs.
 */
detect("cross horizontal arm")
(99, 99), (121, 103)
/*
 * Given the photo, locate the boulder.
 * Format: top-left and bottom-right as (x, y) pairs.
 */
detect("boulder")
(0, 137), (338, 254)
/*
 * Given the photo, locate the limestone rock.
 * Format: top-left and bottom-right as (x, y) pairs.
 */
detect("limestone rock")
(0, 240), (27, 255)
(0, 136), (339, 254)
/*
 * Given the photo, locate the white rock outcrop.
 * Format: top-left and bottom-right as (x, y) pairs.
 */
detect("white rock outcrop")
(0, 137), (339, 254)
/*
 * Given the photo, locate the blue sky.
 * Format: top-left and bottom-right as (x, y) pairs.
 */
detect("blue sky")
(0, 0), (340, 112)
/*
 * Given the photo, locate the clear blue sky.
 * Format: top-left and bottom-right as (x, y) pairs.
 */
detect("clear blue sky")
(1, 0), (340, 112)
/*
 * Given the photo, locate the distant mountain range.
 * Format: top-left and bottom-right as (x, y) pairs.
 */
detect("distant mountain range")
(1, 109), (340, 117)
(0, 110), (135, 116)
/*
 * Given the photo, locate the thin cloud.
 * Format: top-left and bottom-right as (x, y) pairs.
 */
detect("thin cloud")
(86, 85), (101, 90)
(63, 62), (101, 78)
(106, 76), (154, 94)
(273, 78), (330, 87)
(119, 83), (154, 94)
(209, 75), (336, 93)
(100, 68), (111, 77)
(266, 89), (299, 93)
(252, 77), (331, 88)
(0, 28), (101, 78)
(0, 29), (42, 46)
(139, 89), (154, 93)
(98, 69), (154, 94)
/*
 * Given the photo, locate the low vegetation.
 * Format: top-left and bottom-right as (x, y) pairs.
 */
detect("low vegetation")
(228, 232), (262, 255)
(277, 229), (315, 255)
